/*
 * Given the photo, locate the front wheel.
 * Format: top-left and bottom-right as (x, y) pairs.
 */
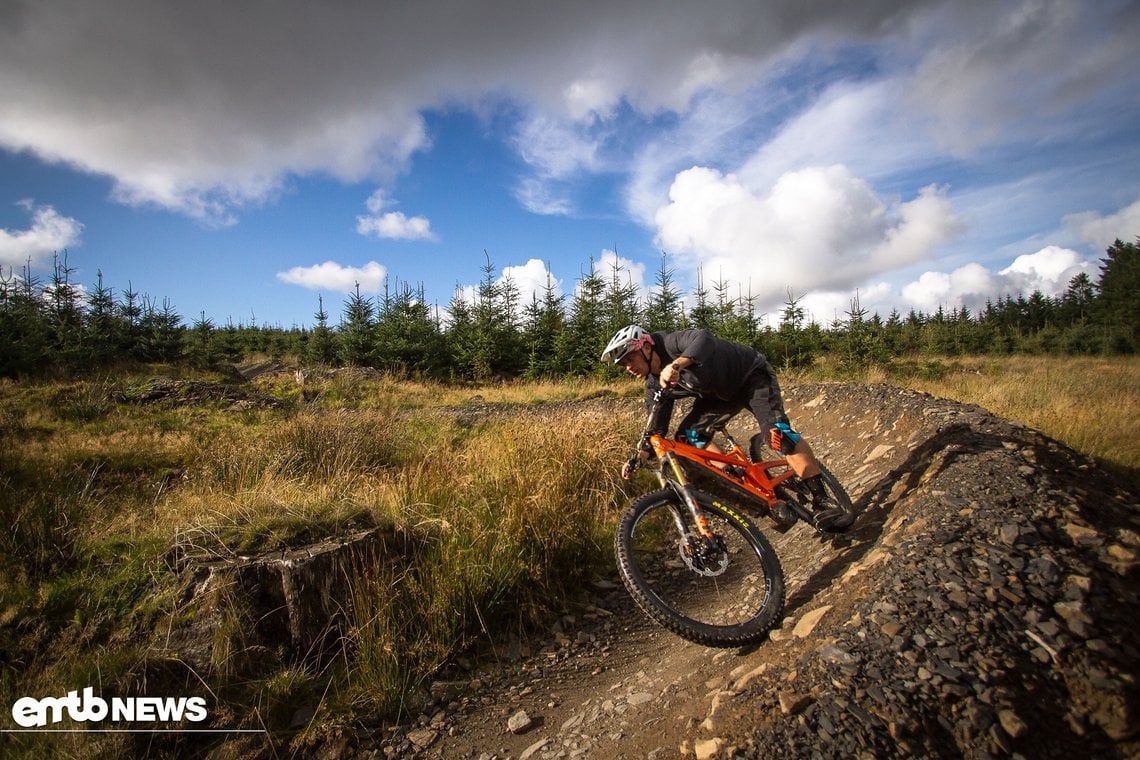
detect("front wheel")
(614, 489), (785, 647)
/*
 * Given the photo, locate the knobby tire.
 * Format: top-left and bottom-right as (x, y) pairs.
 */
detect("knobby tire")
(614, 489), (785, 648)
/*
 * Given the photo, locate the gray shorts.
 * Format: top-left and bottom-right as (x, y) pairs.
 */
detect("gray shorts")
(675, 360), (790, 443)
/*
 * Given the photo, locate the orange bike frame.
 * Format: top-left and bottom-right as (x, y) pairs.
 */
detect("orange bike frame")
(648, 433), (799, 517)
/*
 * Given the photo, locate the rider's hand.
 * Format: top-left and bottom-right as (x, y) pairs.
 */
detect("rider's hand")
(660, 361), (682, 387)
(622, 450), (649, 480)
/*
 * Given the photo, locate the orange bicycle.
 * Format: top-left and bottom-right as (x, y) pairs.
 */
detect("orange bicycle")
(615, 388), (854, 647)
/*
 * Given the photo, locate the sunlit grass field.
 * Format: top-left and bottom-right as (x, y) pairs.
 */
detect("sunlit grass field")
(0, 355), (1135, 755)
(804, 355), (1138, 477)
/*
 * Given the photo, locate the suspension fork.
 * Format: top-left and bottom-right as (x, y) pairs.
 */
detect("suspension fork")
(656, 452), (716, 539)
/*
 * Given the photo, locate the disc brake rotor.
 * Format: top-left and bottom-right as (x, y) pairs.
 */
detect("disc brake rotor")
(679, 533), (729, 577)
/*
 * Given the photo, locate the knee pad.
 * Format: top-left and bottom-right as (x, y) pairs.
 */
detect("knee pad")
(770, 421), (801, 455)
(679, 428), (712, 449)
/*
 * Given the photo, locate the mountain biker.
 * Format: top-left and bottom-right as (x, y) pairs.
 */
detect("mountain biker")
(602, 325), (844, 528)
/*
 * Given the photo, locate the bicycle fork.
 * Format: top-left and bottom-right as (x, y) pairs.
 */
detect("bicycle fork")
(656, 452), (716, 539)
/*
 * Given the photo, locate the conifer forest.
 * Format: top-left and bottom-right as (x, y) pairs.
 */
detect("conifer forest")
(2, 239), (1137, 381)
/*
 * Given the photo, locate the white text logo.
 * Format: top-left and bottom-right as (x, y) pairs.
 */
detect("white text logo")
(11, 688), (208, 729)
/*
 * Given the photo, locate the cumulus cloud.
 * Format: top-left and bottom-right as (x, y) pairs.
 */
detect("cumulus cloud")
(511, 115), (608, 215)
(449, 258), (561, 314)
(1065, 198), (1140, 252)
(899, 246), (1089, 314)
(500, 258), (562, 303)
(355, 190), (437, 241)
(0, 201), (84, 271)
(653, 164), (962, 312)
(595, 249), (649, 303)
(276, 261), (387, 294)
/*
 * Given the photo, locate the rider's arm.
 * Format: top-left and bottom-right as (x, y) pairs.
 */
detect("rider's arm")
(659, 329), (714, 384)
(659, 354), (692, 387)
(645, 374), (674, 440)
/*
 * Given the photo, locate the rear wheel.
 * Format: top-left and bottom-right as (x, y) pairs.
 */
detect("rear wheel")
(814, 464), (855, 530)
(777, 463), (856, 532)
(614, 489), (784, 647)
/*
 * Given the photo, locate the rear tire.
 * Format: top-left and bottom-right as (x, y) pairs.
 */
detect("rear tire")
(614, 489), (785, 647)
(814, 464), (855, 531)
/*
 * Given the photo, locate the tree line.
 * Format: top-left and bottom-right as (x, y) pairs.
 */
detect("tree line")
(2, 239), (1136, 381)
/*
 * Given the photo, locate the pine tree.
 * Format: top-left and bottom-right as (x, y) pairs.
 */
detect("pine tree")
(445, 284), (478, 380)
(340, 283), (377, 367)
(131, 296), (184, 362)
(46, 253), (84, 369)
(768, 289), (814, 370)
(1094, 238), (1139, 352)
(523, 271), (565, 379)
(376, 279), (446, 374)
(0, 263), (50, 376)
(642, 253), (684, 333)
(306, 295), (339, 366)
(687, 268), (717, 331)
(117, 284), (144, 360)
(601, 255), (642, 338)
(85, 270), (119, 365)
(558, 259), (607, 375)
(187, 312), (219, 369)
(469, 254), (505, 380)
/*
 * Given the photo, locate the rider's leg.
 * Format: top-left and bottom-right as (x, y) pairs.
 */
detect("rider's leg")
(676, 402), (737, 467)
(741, 362), (838, 517)
(784, 439), (821, 479)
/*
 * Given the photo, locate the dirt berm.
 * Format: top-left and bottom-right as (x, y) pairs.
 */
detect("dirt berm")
(299, 382), (1136, 760)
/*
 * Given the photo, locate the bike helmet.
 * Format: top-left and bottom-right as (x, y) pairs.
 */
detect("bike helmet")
(601, 325), (653, 364)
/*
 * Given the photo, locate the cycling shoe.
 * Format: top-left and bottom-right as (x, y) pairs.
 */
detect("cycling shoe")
(811, 500), (855, 532)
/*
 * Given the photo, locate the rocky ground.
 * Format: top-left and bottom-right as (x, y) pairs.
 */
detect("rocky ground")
(319, 383), (1140, 760)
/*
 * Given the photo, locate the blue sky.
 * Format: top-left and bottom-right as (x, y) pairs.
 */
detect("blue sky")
(2, 0), (1138, 329)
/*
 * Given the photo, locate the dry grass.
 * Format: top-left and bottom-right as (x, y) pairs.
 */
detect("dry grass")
(880, 356), (1138, 474)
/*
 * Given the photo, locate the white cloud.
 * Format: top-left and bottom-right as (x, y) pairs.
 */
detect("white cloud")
(514, 177), (576, 217)
(355, 190), (437, 241)
(276, 260), (387, 294)
(0, 201), (84, 271)
(511, 115), (608, 215)
(738, 79), (932, 190)
(17, 1), (1109, 224)
(1065, 198), (1140, 252)
(596, 249), (649, 303)
(500, 258), (562, 304)
(901, 264), (998, 314)
(653, 164), (962, 313)
(356, 212), (436, 241)
(899, 246), (1089, 314)
(998, 246), (1089, 296)
(903, 0), (1140, 155)
(449, 259), (561, 316)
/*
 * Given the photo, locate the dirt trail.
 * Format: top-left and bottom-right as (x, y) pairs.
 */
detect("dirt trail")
(355, 383), (1139, 760)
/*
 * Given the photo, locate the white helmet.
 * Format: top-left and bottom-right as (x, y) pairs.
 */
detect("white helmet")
(601, 325), (653, 364)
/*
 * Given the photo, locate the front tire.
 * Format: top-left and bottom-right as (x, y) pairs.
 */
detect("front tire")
(614, 489), (785, 647)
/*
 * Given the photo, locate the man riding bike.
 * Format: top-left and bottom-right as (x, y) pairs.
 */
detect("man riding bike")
(602, 325), (846, 529)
